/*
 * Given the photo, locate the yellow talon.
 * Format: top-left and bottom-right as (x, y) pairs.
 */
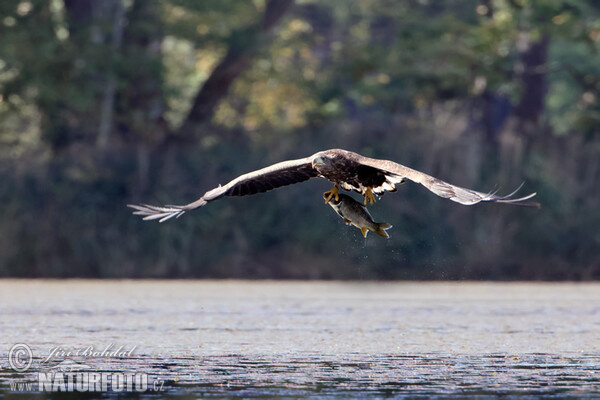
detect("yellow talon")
(363, 187), (376, 205)
(323, 184), (340, 204)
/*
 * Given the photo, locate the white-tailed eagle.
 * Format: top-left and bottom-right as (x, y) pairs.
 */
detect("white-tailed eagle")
(128, 148), (539, 222)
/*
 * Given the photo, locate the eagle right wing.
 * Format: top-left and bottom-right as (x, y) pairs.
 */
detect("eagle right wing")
(355, 156), (540, 207)
(128, 157), (318, 222)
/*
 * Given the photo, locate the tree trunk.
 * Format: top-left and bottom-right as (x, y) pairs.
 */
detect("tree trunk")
(514, 34), (549, 129)
(177, 0), (294, 137)
(117, 0), (169, 190)
(63, 0), (95, 35)
(97, 0), (126, 148)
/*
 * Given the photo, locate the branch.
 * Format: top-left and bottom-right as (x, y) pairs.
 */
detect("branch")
(176, 0), (294, 137)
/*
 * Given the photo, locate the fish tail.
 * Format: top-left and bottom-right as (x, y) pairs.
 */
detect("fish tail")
(374, 223), (392, 239)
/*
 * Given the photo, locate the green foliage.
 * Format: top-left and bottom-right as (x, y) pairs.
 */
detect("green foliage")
(0, 0), (598, 279)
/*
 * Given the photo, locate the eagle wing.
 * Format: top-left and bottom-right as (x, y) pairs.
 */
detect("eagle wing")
(354, 156), (539, 207)
(128, 157), (317, 222)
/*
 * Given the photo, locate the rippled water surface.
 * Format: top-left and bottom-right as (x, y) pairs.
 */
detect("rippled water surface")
(1, 280), (599, 398)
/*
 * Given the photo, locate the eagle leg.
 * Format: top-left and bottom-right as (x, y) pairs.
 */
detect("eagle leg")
(323, 184), (340, 204)
(363, 187), (376, 205)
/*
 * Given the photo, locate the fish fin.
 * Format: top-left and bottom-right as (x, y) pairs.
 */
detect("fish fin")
(360, 227), (369, 238)
(374, 223), (392, 239)
(344, 219), (352, 225)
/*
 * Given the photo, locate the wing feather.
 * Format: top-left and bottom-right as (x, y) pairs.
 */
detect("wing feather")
(128, 157), (318, 222)
(354, 155), (540, 207)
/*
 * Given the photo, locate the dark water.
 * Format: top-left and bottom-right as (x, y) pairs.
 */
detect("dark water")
(1, 280), (599, 398)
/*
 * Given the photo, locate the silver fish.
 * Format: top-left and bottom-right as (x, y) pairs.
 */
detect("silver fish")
(325, 193), (392, 238)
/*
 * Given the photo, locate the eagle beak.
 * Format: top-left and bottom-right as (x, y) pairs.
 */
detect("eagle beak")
(312, 156), (325, 168)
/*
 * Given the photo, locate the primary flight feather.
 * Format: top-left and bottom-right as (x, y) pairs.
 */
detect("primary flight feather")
(128, 148), (539, 223)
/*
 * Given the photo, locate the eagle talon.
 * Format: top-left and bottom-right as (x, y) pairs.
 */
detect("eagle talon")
(363, 187), (376, 205)
(323, 184), (340, 204)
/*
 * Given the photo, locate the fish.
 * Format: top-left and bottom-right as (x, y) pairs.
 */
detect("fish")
(325, 193), (392, 238)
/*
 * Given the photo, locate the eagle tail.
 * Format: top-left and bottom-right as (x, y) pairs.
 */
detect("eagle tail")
(127, 204), (186, 223)
(374, 222), (392, 239)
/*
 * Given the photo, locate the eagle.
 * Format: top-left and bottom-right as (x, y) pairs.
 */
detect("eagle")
(128, 148), (539, 223)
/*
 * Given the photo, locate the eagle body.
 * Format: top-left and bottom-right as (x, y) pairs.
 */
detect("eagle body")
(312, 149), (397, 197)
(129, 148), (539, 223)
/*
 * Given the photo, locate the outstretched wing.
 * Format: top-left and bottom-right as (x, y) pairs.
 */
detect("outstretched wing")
(128, 157), (318, 222)
(355, 156), (540, 207)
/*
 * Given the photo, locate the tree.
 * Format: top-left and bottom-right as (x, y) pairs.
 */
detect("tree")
(177, 0), (294, 137)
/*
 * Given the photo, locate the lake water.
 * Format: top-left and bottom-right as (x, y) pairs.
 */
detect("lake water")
(1, 280), (599, 398)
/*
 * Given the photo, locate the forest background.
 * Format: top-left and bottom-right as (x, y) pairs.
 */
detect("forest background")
(1, 0), (598, 279)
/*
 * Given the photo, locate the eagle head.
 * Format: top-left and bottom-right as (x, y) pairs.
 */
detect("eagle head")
(311, 154), (333, 170)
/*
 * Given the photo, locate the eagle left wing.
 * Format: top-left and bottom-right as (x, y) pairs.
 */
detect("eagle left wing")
(355, 156), (540, 207)
(128, 157), (318, 222)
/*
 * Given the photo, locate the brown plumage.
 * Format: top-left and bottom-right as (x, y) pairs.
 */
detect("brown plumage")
(128, 148), (539, 223)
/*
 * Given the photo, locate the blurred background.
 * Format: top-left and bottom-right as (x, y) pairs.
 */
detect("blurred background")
(0, 0), (598, 279)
